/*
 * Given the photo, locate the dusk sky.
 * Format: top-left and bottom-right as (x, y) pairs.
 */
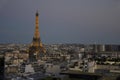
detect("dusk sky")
(0, 0), (120, 44)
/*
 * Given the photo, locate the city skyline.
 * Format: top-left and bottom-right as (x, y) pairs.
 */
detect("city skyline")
(0, 0), (120, 44)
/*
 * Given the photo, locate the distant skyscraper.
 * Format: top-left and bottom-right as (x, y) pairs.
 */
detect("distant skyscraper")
(29, 11), (46, 62)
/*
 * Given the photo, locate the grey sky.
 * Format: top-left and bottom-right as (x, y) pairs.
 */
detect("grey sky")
(0, 0), (120, 44)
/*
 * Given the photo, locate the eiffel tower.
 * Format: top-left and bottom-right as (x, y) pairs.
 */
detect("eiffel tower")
(29, 11), (46, 62)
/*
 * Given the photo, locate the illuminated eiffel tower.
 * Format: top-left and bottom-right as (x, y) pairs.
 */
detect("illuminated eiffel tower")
(29, 11), (46, 62)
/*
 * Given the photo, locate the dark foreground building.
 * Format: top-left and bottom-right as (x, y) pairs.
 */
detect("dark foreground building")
(0, 55), (4, 80)
(60, 70), (102, 80)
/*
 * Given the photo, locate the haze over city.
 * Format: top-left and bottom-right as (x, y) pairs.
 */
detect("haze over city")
(0, 0), (120, 44)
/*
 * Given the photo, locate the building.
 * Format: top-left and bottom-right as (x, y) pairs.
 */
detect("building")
(0, 55), (4, 80)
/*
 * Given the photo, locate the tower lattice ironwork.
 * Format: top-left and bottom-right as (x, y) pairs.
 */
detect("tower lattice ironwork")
(29, 11), (46, 62)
